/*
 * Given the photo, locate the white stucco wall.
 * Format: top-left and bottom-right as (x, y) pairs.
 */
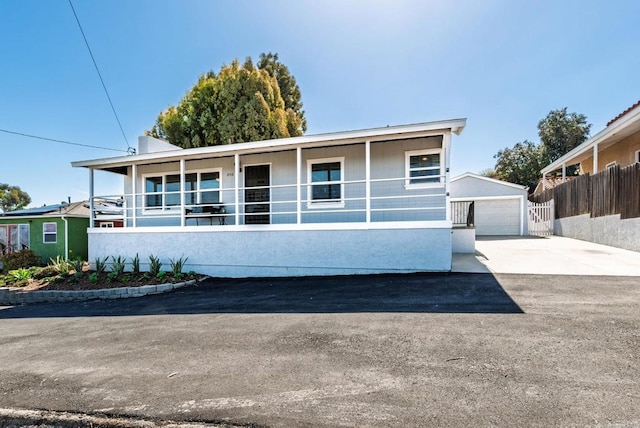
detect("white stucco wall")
(88, 226), (452, 277)
(452, 228), (475, 253)
(554, 214), (640, 252)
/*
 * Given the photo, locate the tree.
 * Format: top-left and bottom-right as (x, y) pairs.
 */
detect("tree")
(0, 183), (31, 213)
(147, 54), (306, 148)
(257, 52), (307, 134)
(493, 141), (548, 193)
(479, 168), (499, 179)
(538, 107), (591, 163)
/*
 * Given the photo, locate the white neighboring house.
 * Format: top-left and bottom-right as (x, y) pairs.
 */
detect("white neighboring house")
(72, 119), (466, 277)
(450, 173), (528, 236)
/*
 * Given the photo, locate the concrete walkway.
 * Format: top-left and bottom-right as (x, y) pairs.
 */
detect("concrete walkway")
(453, 235), (640, 276)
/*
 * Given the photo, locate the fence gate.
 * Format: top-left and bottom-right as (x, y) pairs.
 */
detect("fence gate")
(528, 200), (554, 236)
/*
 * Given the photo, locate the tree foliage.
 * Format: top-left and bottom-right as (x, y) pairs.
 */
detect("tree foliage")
(0, 183), (31, 213)
(538, 107), (591, 162)
(147, 54), (306, 148)
(493, 141), (548, 194)
(491, 108), (592, 193)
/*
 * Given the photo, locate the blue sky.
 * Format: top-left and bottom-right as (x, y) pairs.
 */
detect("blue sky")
(1, 0), (638, 207)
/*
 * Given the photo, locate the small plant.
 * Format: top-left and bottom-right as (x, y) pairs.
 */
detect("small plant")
(50, 256), (71, 274)
(11, 268), (32, 281)
(69, 258), (86, 274)
(110, 256), (126, 276)
(131, 253), (140, 274)
(94, 257), (108, 274)
(156, 271), (167, 281)
(106, 271), (119, 283)
(169, 256), (189, 276)
(148, 255), (162, 276)
(89, 272), (99, 283)
(121, 274), (131, 283)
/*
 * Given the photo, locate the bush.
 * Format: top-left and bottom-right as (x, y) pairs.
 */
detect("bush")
(0, 249), (40, 270)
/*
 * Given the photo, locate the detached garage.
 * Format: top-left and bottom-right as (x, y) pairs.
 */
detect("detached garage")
(450, 173), (528, 236)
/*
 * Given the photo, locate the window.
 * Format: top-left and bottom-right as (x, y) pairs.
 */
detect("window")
(43, 222), (57, 244)
(307, 157), (344, 207)
(606, 161), (617, 169)
(635, 150), (640, 164)
(0, 224), (29, 252)
(143, 170), (221, 211)
(405, 149), (443, 188)
(99, 222), (114, 228)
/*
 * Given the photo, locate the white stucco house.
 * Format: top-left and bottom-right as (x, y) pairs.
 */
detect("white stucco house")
(72, 119), (466, 277)
(450, 173), (528, 236)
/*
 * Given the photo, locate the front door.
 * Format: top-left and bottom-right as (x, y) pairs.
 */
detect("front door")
(244, 165), (270, 224)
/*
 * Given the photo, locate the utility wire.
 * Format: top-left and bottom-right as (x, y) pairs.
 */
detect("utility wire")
(68, 0), (134, 154)
(0, 128), (128, 153)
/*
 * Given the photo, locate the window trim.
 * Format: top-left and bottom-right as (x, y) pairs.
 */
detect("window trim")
(405, 148), (444, 189)
(43, 222), (57, 244)
(142, 168), (222, 213)
(605, 161), (617, 169)
(306, 157), (345, 209)
(635, 150), (640, 164)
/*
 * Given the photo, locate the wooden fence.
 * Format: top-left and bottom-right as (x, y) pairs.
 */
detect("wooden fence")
(530, 163), (640, 220)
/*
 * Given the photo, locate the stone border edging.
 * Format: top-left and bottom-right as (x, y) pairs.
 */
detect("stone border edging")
(0, 279), (197, 306)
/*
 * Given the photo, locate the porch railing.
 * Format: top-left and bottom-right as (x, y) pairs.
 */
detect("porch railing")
(90, 175), (449, 228)
(451, 200), (474, 227)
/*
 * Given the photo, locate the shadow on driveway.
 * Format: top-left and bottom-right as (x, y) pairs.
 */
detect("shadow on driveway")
(0, 273), (523, 319)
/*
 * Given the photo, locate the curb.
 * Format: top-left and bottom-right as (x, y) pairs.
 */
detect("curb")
(0, 279), (197, 306)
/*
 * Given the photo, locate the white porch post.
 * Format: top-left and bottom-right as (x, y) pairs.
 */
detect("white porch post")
(296, 147), (302, 224)
(561, 163), (566, 183)
(89, 168), (94, 228)
(365, 140), (371, 224)
(131, 163), (137, 228)
(235, 153), (240, 226)
(180, 159), (186, 227)
(443, 132), (452, 222)
(593, 144), (599, 174)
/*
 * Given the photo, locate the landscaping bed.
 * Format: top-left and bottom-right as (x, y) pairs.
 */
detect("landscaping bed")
(0, 250), (199, 291)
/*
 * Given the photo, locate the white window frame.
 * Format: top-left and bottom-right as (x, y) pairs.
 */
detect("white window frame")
(306, 157), (345, 209)
(405, 148), (444, 189)
(635, 150), (640, 164)
(1, 224), (30, 251)
(99, 222), (114, 228)
(142, 168), (222, 213)
(605, 161), (617, 169)
(43, 222), (57, 244)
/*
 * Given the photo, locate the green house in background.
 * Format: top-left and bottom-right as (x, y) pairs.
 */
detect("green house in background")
(0, 201), (90, 264)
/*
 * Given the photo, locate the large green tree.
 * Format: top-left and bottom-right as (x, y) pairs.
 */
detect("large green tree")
(0, 183), (31, 213)
(538, 107), (591, 162)
(147, 54), (306, 148)
(492, 108), (592, 193)
(493, 140), (548, 194)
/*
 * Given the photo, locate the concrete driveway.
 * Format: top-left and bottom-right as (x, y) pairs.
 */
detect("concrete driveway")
(454, 235), (640, 276)
(1, 273), (639, 427)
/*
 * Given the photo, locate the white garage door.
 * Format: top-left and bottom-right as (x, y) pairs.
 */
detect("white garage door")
(474, 199), (521, 235)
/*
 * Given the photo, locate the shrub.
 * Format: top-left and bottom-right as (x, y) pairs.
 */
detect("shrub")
(11, 268), (32, 281)
(1, 249), (40, 270)
(50, 256), (72, 274)
(69, 259), (86, 274)
(131, 253), (140, 274)
(94, 257), (107, 274)
(110, 256), (126, 276)
(148, 255), (162, 276)
(89, 272), (99, 283)
(169, 256), (188, 276)
(156, 271), (167, 282)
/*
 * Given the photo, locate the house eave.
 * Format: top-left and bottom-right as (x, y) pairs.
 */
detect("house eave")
(71, 119), (467, 173)
(541, 104), (640, 175)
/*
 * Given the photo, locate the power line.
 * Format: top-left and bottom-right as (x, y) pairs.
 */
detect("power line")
(0, 128), (128, 153)
(68, 0), (134, 154)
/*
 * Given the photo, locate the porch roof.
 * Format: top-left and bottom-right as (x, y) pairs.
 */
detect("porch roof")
(541, 102), (640, 175)
(71, 119), (466, 175)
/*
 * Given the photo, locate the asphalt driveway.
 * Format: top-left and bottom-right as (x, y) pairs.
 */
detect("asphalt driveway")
(1, 273), (639, 427)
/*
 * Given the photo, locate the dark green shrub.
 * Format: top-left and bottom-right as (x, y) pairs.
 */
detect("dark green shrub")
(0, 249), (40, 270)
